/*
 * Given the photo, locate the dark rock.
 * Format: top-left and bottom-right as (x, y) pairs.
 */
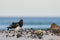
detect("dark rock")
(38, 36), (42, 39)
(6, 35), (8, 37)
(50, 23), (60, 35)
(50, 23), (59, 30)
(16, 34), (22, 38)
(12, 34), (15, 36)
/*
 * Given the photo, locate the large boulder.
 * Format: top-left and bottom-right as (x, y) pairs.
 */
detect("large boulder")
(50, 23), (60, 33)
(50, 23), (59, 30)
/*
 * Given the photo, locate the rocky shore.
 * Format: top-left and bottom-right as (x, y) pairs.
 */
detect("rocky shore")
(0, 23), (60, 40)
(0, 28), (60, 40)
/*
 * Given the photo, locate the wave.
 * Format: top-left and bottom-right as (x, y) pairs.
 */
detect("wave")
(0, 25), (51, 30)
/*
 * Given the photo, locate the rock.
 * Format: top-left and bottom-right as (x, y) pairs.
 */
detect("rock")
(50, 23), (60, 30)
(6, 35), (8, 37)
(38, 36), (42, 39)
(16, 34), (22, 38)
(12, 34), (15, 36)
(50, 23), (60, 34)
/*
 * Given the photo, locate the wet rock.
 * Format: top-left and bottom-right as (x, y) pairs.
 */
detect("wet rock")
(38, 36), (42, 39)
(6, 35), (8, 37)
(16, 34), (22, 38)
(50, 23), (60, 35)
(50, 23), (59, 30)
(12, 34), (15, 36)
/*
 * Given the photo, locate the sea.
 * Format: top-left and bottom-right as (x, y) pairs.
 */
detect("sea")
(0, 17), (60, 30)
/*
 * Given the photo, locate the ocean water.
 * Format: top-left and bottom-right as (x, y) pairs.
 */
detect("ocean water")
(0, 17), (60, 30)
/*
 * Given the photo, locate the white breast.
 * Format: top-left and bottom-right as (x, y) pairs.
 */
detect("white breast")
(14, 26), (21, 31)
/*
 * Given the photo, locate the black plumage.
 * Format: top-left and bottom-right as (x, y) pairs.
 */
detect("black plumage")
(7, 19), (23, 30)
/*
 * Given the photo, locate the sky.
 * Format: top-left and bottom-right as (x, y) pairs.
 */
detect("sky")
(0, 0), (60, 17)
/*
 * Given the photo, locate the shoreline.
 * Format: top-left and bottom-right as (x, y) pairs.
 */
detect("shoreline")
(0, 28), (60, 40)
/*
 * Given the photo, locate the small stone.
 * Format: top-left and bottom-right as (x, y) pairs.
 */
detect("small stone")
(16, 34), (22, 38)
(12, 34), (15, 36)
